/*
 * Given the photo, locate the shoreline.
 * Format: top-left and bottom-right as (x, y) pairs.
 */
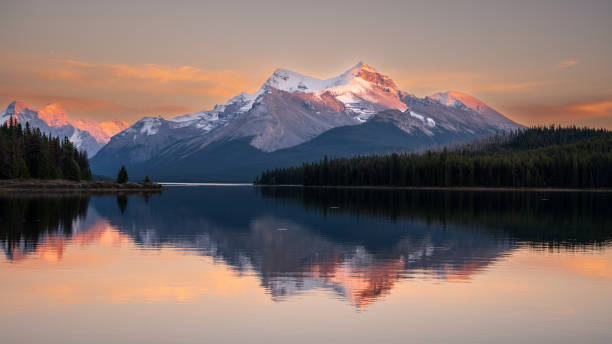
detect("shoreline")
(253, 184), (612, 192)
(0, 179), (163, 192)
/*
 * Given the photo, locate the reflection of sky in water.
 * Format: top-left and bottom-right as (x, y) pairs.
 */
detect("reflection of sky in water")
(1, 187), (611, 343)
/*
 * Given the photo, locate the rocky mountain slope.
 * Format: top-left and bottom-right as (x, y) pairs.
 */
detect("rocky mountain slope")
(89, 62), (523, 181)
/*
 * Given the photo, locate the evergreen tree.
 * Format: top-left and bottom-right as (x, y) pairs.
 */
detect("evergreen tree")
(0, 120), (92, 181)
(65, 159), (81, 181)
(255, 127), (612, 188)
(117, 165), (128, 183)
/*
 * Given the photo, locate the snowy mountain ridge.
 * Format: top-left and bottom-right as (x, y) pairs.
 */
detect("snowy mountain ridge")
(1, 101), (130, 156)
(157, 61), (410, 137)
(90, 61), (523, 181)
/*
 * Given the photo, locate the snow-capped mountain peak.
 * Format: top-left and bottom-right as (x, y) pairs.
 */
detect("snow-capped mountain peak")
(37, 103), (71, 127)
(7, 101), (30, 115)
(262, 68), (335, 93)
(430, 91), (492, 114)
(428, 91), (520, 131)
(260, 61), (397, 95)
(156, 62), (409, 140)
(91, 62), (523, 180)
(1, 100), (131, 156)
(338, 61), (398, 91)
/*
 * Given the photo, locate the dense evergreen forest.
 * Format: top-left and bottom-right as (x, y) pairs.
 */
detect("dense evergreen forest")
(254, 126), (612, 188)
(0, 118), (92, 181)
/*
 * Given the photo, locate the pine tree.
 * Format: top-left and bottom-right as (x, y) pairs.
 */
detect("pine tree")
(254, 127), (612, 188)
(65, 159), (81, 181)
(0, 120), (92, 181)
(117, 165), (128, 184)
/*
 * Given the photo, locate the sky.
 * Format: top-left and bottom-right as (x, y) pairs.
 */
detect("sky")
(0, 0), (611, 128)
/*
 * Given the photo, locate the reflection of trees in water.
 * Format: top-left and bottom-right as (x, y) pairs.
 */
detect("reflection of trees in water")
(2, 188), (610, 308)
(116, 195), (128, 214)
(0, 194), (90, 260)
(258, 187), (612, 248)
(0, 192), (159, 261)
(88, 189), (518, 308)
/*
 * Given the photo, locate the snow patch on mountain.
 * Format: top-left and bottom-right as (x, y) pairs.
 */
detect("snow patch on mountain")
(409, 111), (436, 128)
(261, 63), (364, 93)
(258, 62), (406, 122)
(139, 117), (161, 135)
(152, 62), (407, 137)
(97, 61), (522, 164)
(69, 129), (83, 147)
(168, 90), (264, 133)
(430, 91), (491, 113)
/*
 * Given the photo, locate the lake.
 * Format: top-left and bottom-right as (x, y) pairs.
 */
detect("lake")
(1, 186), (611, 343)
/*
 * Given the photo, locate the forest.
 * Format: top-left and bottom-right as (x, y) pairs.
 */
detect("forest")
(254, 126), (612, 188)
(0, 118), (92, 181)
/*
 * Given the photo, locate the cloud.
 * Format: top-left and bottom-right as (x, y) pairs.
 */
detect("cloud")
(507, 98), (612, 129)
(395, 69), (561, 96)
(481, 80), (561, 92)
(27, 59), (254, 97)
(0, 92), (198, 123)
(511, 99), (612, 119)
(556, 59), (579, 69)
(570, 100), (612, 115)
(0, 92), (127, 114)
(0, 53), (259, 121)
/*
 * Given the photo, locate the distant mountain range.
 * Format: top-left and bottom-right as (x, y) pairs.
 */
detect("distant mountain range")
(1, 101), (129, 156)
(3, 62), (523, 181)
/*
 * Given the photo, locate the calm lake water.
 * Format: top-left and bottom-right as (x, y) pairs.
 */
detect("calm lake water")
(1, 186), (611, 343)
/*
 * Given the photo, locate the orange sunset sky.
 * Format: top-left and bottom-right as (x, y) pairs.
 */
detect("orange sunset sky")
(1, 0), (611, 128)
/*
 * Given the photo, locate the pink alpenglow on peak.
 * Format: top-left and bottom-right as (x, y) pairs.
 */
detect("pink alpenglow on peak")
(99, 119), (130, 137)
(429, 91), (521, 131)
(259, 62), (407, 123)
(430, 91), (493, 114)
(72, 118), (130, 143)
(2, 101), (130, 144)
(37, 103), (72, 127)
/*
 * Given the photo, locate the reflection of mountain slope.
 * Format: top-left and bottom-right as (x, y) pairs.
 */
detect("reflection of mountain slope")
(3, 187), (610, 308)
(86, 188), (515, 308)
(4, 219), (126, 263)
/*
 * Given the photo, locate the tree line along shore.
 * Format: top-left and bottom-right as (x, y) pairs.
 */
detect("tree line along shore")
(254, 126), (612, 188)
(0, 118), (160, 190)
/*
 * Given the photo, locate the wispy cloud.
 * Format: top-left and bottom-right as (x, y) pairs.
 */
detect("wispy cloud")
(395, 68), (562, 96)
(0, 53), (260, 121)
(556, 59), (579, 69)
(507, 98), (612, 129)
(481, 80), (561, 92)
(511, 99), (612, 119)
(0, 92), (198, 123)
(27, 59), (254, 97)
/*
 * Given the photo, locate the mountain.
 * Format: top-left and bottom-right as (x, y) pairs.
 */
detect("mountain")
(91, 62), (523, 181)
(428, 91), (518, 131)
(1, 101), (129, 156)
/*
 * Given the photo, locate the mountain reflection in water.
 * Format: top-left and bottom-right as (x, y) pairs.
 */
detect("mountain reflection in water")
(1, 187), (610, 309)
